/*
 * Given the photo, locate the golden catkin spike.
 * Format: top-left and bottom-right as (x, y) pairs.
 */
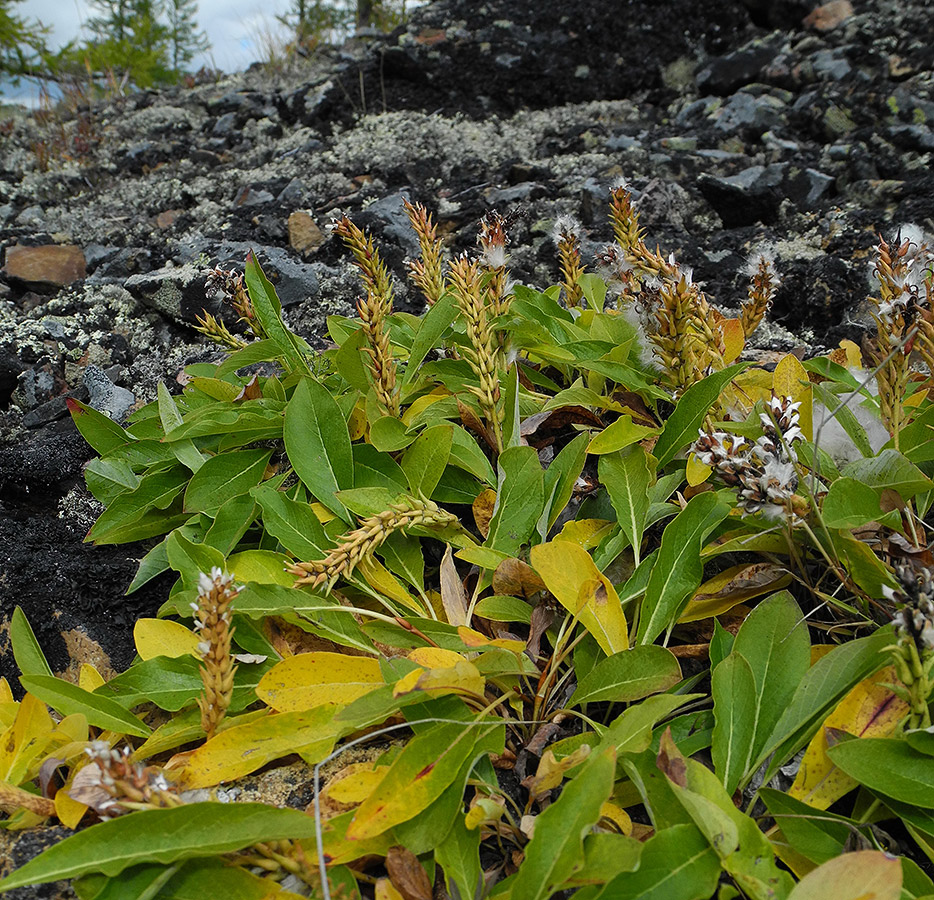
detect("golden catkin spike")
(740, 248), (780, 338)
(332, 215), (400, 417)
(552, 215), (585, 308)
(403, 198), (446, 306)
(205, 266), (264, 339)
(193, 567), (240, 740)
(447, 255), (504, 452)
(288, 496), (458, 590)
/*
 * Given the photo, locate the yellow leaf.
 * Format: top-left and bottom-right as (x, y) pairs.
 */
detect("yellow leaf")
(0, 678), (13, 703)
(0, 692), (53, 785)
(789, 666), (908, 809)
(555, 519), (614, 549)
(773, 354), (813, 441)
(357, 556), (423, 614)
(599, 801), (633, 836)
(456, 627), (526, 653)
(375, 878), (406, 900)
(256, 652), (383, 712)
(720, 318), (745, 364)
(839, 339), (862, 368)
(530, 541), (629, 655)
(133, 619), (200, 661)
(324, 762), (385, 805)
(525, 745), (591, 799)
(408, 648), (464, 668)
(392, 668), (424, 696)
(685, 454), (712, 487)
(348, 401), (367, 441)
(54, 785), (87, 829)
(465, 795), (506, 830)
(77, 664), (106, 692)
(311, 502), (336, 524)
(178, 706), (337, 789)
(810, 645), (836, 665)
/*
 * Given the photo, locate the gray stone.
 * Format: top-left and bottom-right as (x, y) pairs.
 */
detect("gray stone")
(213, 112), (239, 135)
(124, 264), (208, 323)
(84, 364), (135, 422)
(713, 91), (787, 133)
(810, 48), (852, 81)
(277, 178), (307, 205)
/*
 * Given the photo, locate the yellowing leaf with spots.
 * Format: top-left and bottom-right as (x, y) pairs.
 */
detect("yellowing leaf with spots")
(599, 801), (633, 836)
(773, 353), (813, 440)
(789, 666), (908, 809)
(407, 647), (464, 668)
(133, 618), (200, 661)
(530, 541), (628, 655)
(178, 706), (338, 789)
(347, 718), (504, 841)
(324, 761), (385, 805)
(256, 652), (383, 712)
(0, 692), (53, 785)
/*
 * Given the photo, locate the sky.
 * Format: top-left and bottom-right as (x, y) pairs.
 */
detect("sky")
(6, 0), (298, 102)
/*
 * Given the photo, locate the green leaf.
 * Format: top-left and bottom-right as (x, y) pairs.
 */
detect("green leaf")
(87, 466), (190, 544)
(758, 789), (849, 866)
(599, 445), (653, 567)
(732, 590), (811, 769)
(333, 326), (372, 393)
(353, 443), (408, 493)
(166, 530), (225, 590)
(592, 824), (720, 900)
(157, 383), (205, 473)
(657, 733), (794, 899)
(0, 803), (320, 892)
(822, 477), (901, 529)
(542, 431), (590, 533)
(204, 494), (257, 555)
(636, 491), (731, 645)
(484, 446), (544, 556)
(126, 539), (171, 595)
(19, 675), (150, 738)
(67, 397), (132, 455)
(369, 415), (418, 451)
(842, 449), (933, 500)
(402, 424), (453, 499)
(284, 377), (353, 520)
(449, 425), (496, 486)
(511, 747), (617, 900)
(10, 607), (53, 678)
(94, 655), (269, 713)
(473, 595), (533, 624)
(711, 653), (758, 796)
(214, 339), (282, 377)
(587, 415), (658, 455)
(653, 363), (749, 467)
(757, 626), (895, 779)
(828, 738), (934, 806)
(184, 448), (271, 515)
(435, 813), (482, 900)
(251, 484), (329, 560)
(569, 646), (681, 706)
(243, 252), (311, 375)
(402, 292), (458, 387)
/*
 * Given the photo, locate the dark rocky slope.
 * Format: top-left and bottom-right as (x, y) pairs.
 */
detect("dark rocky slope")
(1, 0), (932, 687)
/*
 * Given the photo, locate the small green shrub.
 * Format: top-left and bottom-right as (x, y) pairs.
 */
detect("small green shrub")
(1, 188), (933, 899)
